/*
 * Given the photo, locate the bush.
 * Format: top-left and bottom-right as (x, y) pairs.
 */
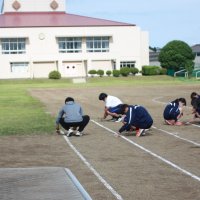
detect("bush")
(142, 66), (161, 75)
(120, 67), (131, 76)
(48, 70), (61, 79)
(96, 69), (104, 77)
(160, 68), (167, 75)
(88, 70), (97, 77)
(106, 70), (112, 76)
(113, 70), (121, 77)
(130, 67), (139, 75)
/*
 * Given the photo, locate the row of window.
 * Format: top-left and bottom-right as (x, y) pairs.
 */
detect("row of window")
(0, 37), (110, 54)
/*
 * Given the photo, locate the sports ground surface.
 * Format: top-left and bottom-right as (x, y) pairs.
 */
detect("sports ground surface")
(0, 83), (200, 200)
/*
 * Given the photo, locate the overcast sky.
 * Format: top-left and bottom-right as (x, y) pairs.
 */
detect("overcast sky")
(1, 0), (199, 48)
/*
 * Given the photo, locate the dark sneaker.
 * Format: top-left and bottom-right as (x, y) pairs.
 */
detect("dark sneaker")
(110, 117), (118, 122)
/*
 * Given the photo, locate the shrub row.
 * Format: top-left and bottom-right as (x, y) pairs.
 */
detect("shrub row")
(88, 67), (139, 77)
(48, 66), (166, 79)
(142, 66), (167, 76)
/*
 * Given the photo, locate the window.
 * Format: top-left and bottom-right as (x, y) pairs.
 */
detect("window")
(58, 37), (82, 53)
(120, 61), (136, 68)
(1, 38), (26, 54)
(86, 37), (109, 52)
(196, 52), (200, 56)
(10, 62), (29, 73)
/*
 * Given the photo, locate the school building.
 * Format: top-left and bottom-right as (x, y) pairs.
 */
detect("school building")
(0, 0), (149, 79)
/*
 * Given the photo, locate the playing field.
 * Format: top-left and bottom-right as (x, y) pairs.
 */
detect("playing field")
(0, 81), (200, 200)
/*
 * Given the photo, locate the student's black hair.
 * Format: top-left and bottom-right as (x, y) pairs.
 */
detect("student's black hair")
(174, 98), (186, 106)
(120, 104), (129, 114)
(65, 97), (74, 103)
(98, 93), (108, 100)
(190, 92), (198, 99)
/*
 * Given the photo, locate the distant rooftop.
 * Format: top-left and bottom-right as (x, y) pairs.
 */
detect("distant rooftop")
(0, 12), (135, 28)
(191, 44), (200, 53)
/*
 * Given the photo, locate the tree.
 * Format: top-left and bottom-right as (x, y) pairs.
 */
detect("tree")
(158, 40), (195, 74)
(185, 60), (194, 77)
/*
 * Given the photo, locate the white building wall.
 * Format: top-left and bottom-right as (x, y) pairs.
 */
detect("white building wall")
(140, 31), (149, 67)
(2, 0), (66, 13)
(0, 25), (149, 79)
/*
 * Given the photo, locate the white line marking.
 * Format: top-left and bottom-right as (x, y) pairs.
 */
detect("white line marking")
(152, 97), (200, 128)
(91, 120), (200, 183)
(152, 126), (200, 147)
(191, 123), (200, 128)
(152, 97), (165, 105)
(62, 132), (123, 200)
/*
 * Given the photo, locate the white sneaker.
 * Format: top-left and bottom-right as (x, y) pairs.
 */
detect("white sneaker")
(141, 130), (146, 136)
(75, 131), (82, 136)
(136, 129), (145, 137)
(115, 117), (123, 123)
(66, 129), (74, 137)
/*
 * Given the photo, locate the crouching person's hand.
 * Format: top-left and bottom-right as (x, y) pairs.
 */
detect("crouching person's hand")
(56, 125), (60, 134)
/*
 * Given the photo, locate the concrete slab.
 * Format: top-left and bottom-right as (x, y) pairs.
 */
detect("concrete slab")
(72, 78), (86, 83)
(0, 167), (92, 200)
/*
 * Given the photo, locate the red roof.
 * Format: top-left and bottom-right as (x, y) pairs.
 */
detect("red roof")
(0, 12), (135, 28)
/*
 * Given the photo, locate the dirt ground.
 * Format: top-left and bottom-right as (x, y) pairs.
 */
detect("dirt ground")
(1, 84), (200, 200)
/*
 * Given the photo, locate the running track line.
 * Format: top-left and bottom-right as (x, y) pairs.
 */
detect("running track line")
(91, 119), (200, 183)
(152, 125), (200, 147)
(152, 97), (200, 128)
(62, 132), (123, 200)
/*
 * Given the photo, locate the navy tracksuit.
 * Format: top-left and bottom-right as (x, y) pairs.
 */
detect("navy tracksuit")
(119, 105), (153, 133)
(163, 101), (180, 121)
(108, 104), (123, 114)
(192, 96), (200, 115)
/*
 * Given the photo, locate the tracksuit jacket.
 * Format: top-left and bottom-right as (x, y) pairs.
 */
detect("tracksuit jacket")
(56, 101), (83, 124)
(163, 101), (180, 121)
(119, 105), (153, 133)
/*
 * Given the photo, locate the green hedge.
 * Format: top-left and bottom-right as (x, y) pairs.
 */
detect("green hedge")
(130, 67), (139, 75)
(88, 70), (97, 75)
(113, 70), (121, 77)
(106, 70), (112, 76)
(120, 67), (131, 76)
(48, 70), (61, 79)
(88, 70), (97, 77)
(160, 68), (167, 75)
(142, 66), (167, 75)
(97, 69), (104, 77)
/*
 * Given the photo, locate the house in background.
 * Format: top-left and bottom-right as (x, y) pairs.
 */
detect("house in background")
(149, 48), (161, 66)
(0, 0), (149, 79)
(149, 45), (200, 69)
(191, 44), (200, 68)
